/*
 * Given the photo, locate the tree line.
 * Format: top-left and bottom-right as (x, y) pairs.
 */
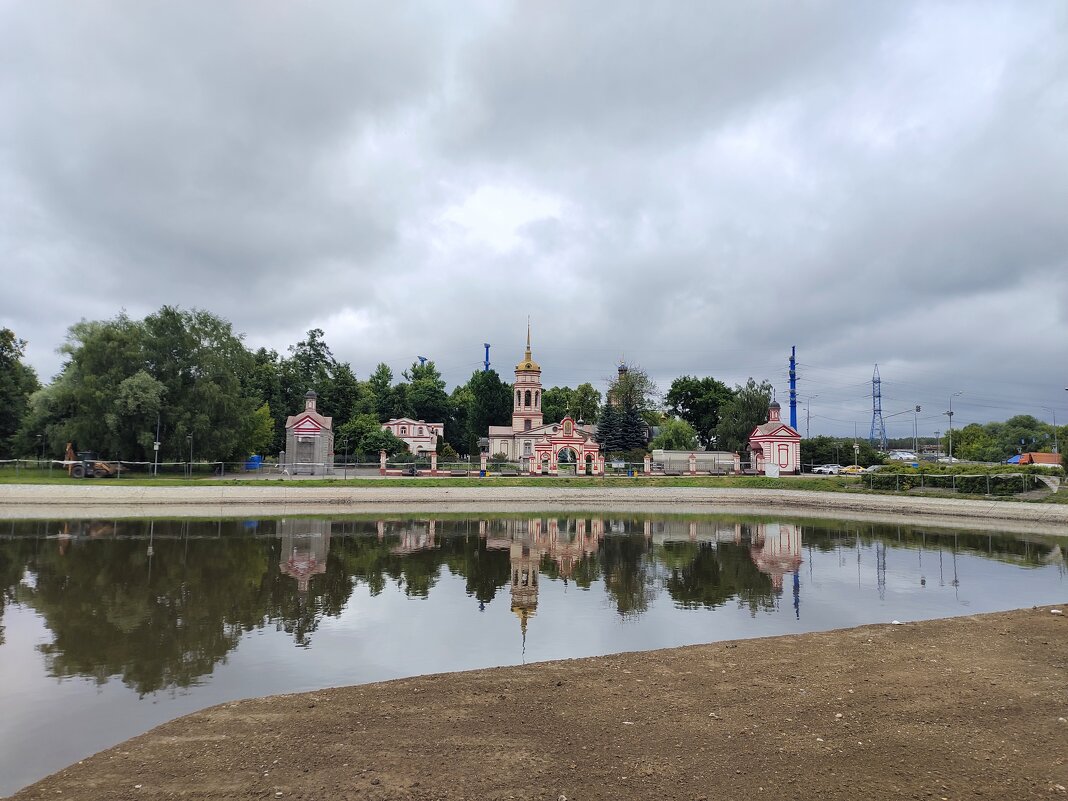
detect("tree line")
(0, 306), (851, 464)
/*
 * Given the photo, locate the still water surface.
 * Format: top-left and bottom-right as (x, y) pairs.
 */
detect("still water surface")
(0, 514), (1065, 795)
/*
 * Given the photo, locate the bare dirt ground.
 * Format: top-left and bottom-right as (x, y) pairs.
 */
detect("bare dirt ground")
(10, 606), (1067, 801)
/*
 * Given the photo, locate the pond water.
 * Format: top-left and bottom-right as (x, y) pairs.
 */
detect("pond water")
(0, 513), (1064, 795)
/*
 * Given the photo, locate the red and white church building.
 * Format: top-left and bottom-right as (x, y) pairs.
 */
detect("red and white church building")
(486, 327), (604, 476)
(748, 400), (801, 476)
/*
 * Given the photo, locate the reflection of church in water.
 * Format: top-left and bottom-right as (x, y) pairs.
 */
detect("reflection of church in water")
(481, 518), (608, 638)
(278, 519), (331, 593)
(478, 517), (804, 639)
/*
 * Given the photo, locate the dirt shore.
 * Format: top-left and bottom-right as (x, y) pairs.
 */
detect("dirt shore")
(1, 484), (1067, 534)
(10, 607), (1067, 801)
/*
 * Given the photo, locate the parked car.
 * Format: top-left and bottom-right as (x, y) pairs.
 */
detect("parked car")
(864, 464), (885, 473)
(840, 464), (866, 475)
(811, 464), (842, 475)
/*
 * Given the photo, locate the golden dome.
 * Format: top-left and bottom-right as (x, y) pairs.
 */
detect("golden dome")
(515, 321), (541, 371)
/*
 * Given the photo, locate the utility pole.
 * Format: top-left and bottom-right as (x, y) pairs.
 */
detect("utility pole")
(913, 405), (920, 455)
(934, 430), (941, 457)
(945, 392), (962, 461)
(788, 346), (798, 431)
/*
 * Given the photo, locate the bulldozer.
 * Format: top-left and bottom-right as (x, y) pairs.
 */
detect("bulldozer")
(65, 442), (118, 479)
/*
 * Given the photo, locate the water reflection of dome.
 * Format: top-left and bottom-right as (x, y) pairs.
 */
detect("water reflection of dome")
(749, 522), (803, 591)
(278, 519), (330, 593)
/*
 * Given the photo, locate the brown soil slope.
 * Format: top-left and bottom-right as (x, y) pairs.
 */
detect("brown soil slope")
(10, 607), (1068, 801)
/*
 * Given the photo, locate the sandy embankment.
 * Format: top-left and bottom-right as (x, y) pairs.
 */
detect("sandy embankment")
(1, 484), (1067, 535)
(10, 606), (1067, 801)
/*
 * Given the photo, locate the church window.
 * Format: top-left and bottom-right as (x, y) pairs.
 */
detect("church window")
(524, 419), (532, 431)
(524, 389), (531, 407)
(400, 426), (407, 435)
(523, 441), (532, 456)
(418, 427), (424, 435)
(516, 390), (521, 406)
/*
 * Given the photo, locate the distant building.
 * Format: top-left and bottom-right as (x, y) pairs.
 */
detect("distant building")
(748, 401), (801, 476)
(382, 418), (442, 455)
(284, 391), (334, 475)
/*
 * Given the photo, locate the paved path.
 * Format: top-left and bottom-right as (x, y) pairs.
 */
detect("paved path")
(1, 484), (1066, 533)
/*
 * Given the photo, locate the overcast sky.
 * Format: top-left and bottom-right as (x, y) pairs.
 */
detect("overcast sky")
(2, 1), (1066, 438)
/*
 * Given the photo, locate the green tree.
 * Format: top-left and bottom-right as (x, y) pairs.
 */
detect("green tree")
(541, 386), (574, 424)
(800, 435), (881, 468)
(367, 363), (394, 422)
(0, 328), (41, 457)
(650, 418), (699, 451)
(572, 382), (602, 423)
(141, 307), (260, 461)
(404, 360), (451, 426)
(466, 369), (512, 445)
(665, 375), (734, 448)
(335, 413), (407, 457)
(606, 365), (658, 414)
(714, 378), (773, 454)
(952, 423), (1002, 462)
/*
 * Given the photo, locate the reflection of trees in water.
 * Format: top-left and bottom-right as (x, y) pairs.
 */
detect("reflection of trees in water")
(599, 533), (656, 618)
(0, 516), (1062, 695)
(0, 538), (36, 646)
(799, 524), (1060, 567)
(662, 541), (775, 612)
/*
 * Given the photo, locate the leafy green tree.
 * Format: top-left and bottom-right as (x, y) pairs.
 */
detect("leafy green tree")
(665, 375), (734, 448)
(545, 383), (601, 423)
(446, 384), (474, 454)
(404, 360), (451, 426)
(466, 369), (512, 443)
(572, 383), (602, 423)
(335, 413), (407, 457)
(541, 386), (574, 424)
(714, 378), (773, 454)
(242, 402), (276, 455)
(606, 365), (658, 413)
(367, 363), (394, 421)
(650, 418), (699, 451)
(800, 436), (881, 468)
(0, 328), (41, 457)
(141, 307), (260, 461)
(952, 423), (1002, 462)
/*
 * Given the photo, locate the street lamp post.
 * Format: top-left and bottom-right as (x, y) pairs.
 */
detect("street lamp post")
(36, 434), (43, 468)
(342, 439), (349, 480)
(153, 413), (161, 477)
(187, 434), (193, 479)
(945, 392), (962, 461)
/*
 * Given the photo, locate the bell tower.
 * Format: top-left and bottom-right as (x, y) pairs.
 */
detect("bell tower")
(512, 321), (544, 433)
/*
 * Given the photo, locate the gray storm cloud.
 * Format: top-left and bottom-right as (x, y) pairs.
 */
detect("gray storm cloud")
(1, 0), (1065, 435)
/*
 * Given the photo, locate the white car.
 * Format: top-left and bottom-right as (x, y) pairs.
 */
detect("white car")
(811, 464), (842, 475)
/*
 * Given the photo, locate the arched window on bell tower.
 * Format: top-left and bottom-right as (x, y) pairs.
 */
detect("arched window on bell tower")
(524, 389), (531, 407)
